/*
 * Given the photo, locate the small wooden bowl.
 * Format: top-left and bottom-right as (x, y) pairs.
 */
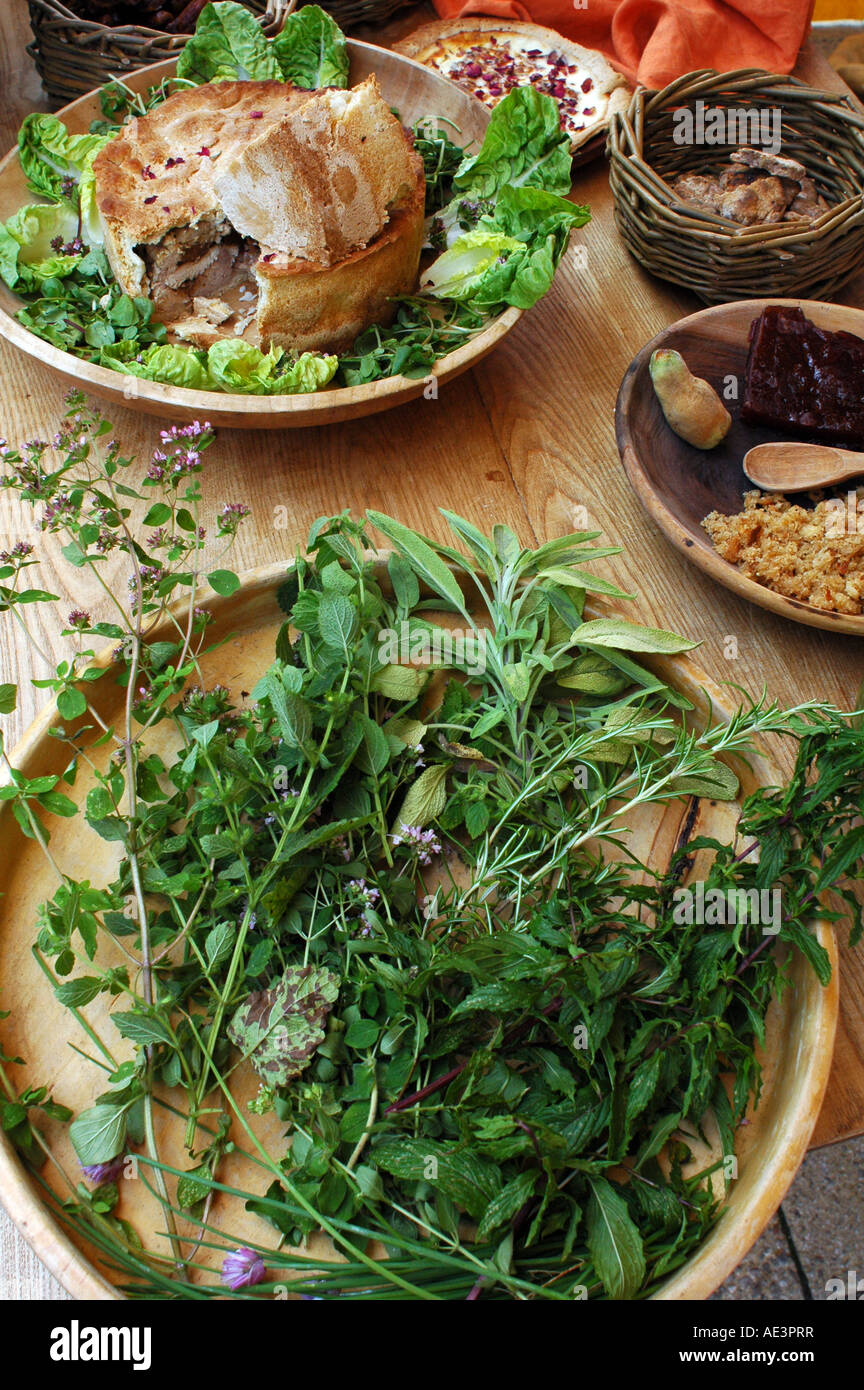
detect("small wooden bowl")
(616, 297), (864, 636)
(0, 45), (521, 429)
(0, 565), (838, 1299)
(608, 69), (864, 305)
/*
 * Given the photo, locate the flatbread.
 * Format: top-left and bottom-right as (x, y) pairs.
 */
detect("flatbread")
(395, 18), (629, 154)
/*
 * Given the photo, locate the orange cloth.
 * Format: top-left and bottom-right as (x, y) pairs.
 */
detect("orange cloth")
(428, 0), (815, 88)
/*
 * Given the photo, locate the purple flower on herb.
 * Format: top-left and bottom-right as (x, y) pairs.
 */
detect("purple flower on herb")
(222, 1247), (266, 1290)
(80, 1154), (126, 1185)
(0, 541), (33, 563)
(217, 502), (250, 537)
(67, 609), (90, 629)
(391, 824), (442, 866)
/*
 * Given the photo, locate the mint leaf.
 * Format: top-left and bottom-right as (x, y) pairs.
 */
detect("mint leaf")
(586, 1177), (646, 1299)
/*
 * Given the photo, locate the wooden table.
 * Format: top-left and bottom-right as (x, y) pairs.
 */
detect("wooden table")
(1, 0), (863, 1296)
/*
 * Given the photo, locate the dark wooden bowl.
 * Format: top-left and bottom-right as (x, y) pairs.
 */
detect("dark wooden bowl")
(615, 297), (864, 636)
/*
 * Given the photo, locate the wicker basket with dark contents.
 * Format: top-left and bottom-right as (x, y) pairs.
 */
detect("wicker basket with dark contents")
(26, 0), (295, 105)
(608, 68), (864, 305)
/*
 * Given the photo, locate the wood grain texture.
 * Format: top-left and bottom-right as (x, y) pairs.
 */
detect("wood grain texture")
(0, 0), (863, 1295)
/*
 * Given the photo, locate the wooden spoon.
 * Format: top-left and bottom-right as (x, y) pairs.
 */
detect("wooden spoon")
(742, 442), (864, 493)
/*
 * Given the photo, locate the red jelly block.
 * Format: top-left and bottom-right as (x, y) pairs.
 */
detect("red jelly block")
(741, 305), (864, 448)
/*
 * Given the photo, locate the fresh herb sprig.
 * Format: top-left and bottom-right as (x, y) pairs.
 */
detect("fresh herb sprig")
(1, 402), (862, 1299)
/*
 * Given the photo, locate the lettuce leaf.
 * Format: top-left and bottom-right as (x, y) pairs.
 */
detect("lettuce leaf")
(423, 187), (589, 310)
(491, 184), (589, 243)
(207, 340), (336, 393)
(105, 338), (337, 396)
(18, 114), (109, 204)
(109, 343), (211, 391)
(272, 4), (349, 89)
(275, 350), (338, 394)
(176, 0), (281, 83)
(420, 230), (524, 303)
(482, 185), (590, 308)
(453, 88), (572, 200)
(206, 338), (285, 392)
(0, 202), (82, 291)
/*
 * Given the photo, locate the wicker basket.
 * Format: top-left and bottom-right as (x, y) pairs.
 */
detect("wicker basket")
(26, 0), (295, 106)
(320, 0), (418, 27)
(608, 68), (864, 305)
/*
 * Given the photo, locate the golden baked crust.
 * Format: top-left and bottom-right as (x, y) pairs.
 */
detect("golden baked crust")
(215, 75), (421, 267)
(93, 80), (310, 295)
(394, 18), (629, 153)
(255, 165), (425, 353)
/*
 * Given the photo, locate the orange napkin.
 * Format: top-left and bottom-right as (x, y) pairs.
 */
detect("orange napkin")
(428, 0), (815, 88)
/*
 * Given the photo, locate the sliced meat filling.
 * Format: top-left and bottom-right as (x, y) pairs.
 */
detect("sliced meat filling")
(139, 214), (260, 342)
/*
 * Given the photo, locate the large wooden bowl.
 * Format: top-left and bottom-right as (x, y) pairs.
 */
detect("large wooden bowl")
(0, 566), (838, 1299)
(0, 44), (521, 429)
(616, 298), (864, 637)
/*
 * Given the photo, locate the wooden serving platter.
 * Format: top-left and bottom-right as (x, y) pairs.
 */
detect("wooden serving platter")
(616, 298), (864, 637)
(0, 565), (838, 1300)
(0, 45), (521, 430)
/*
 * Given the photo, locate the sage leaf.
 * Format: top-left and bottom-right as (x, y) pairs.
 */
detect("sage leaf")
(366, 511), (467, 614)
(370, 664), (428, 701)
(573, 618), (699, 655)
(392, 763), (447, 831)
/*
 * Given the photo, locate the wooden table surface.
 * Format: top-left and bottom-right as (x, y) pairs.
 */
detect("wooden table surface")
(1, 0), (863, 1297)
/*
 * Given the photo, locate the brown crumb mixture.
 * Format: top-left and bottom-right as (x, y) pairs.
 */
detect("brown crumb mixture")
(702, 489), (864, 615)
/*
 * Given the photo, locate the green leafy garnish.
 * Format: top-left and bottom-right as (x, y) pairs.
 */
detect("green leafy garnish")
(176, 0), (281, 83)
(272, 4), (350, 89)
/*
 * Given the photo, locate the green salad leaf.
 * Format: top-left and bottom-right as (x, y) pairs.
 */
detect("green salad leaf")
(176, 0), (281, 83)
(273, 4), (350, 89)
(110, 338), (338, 396)
(17, 114), (109, 204)
(453, 87), (573, 199)
(491, 184), (589, 244)
(0, 203), (82, 291)
(111, 343), (211, 391)
(420, 229), (525, 303)
(423, 187), (589, 311)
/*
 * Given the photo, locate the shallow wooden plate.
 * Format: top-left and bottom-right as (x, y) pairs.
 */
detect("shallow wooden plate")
(0, 45), (521, 429)
(616, 298), (864, 636)
(0, 564), (837, 1299)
